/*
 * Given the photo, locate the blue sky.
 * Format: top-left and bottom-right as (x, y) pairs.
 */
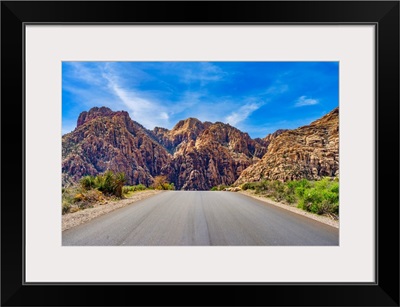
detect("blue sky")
(62, 62), (339, 138)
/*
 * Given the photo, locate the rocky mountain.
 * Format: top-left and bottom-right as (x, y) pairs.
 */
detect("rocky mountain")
(263, 129), (288, 145)
(234, 107), (339, 184)
(62, 106), (339, 190)
(62, 107), (171, 186)
(160, 121), (269, 190)
(152, 118), (212, 153)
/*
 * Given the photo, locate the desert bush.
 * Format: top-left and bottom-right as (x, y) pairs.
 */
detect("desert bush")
(91, 170), (127, 197)
(255, 180), (270, 194)
(152, 175), (175, 190)
(113, 172), (127, 198)
(162, 182), (175, 190)
(270, 181), (285, 201)
(80, 175), (96, 190)
(297, 178), (339, 215)
(241, 182), (261, 190)
(123, 184), (147, 194)
(211, 185), (229, 191)
(62, 185), (79, 214)
(62, 171), (128, 215)
(241, 177), (339, 216)
(62, 201), (71, 214)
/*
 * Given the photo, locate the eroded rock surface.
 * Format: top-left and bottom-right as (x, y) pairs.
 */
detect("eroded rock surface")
(235, 108), (339, 184)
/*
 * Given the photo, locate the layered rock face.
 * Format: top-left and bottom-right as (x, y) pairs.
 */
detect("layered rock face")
(63, 106), (339, 190)
(152, 118), (211, 153)
(161, 122), (268, 190)
(235, 107), (339, 184)
(62, 107), (171, 186)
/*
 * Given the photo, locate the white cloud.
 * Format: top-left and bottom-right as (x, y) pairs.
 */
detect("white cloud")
(159, 112), (169, 120)
(295, 96), (319, 107)
(100, 65), (171, 129)
(65, 62), (105, 86)
(225, 102), (264, 126)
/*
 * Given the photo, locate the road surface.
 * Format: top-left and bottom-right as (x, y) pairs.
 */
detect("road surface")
(62, 191), (339, 246)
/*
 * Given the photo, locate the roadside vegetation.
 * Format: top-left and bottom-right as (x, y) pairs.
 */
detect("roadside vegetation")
(240, 177), (339, 218)
(62, 172), (174, 215)
(152, 175), (175, 190)
(62, 170), (127, 214)
(210, 184), (229, 191)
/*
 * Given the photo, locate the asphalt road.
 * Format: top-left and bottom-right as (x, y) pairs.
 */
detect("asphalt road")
(62, 191), (339, 246)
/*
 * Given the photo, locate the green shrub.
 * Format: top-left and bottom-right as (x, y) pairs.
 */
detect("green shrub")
(95, 171), (126, 197)
(79, 171), (127, 198)
(257, 180), (270, 193)
(62, 201), (71, 214)
(211, 185), (229, 191)
(122, 185), (148, 194)
(162, 182), (175, 190)
(241, 182), (260, 190)
(284, 192), (296, 204)
(152, 175), (175, 190)
(134, 184), (147, 191)
(80, 175), (96, 190)
(329, 181), (339, 194)
(298, 178), (339, 215)
(241, 177), (339, 216)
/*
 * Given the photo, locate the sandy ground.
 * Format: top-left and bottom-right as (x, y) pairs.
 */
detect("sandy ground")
(62, 190), (162, 231)
(239, 190), (339, 229)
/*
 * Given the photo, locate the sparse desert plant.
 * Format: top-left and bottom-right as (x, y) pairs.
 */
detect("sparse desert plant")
(210, 184), (229, 191)
(123, 183), (149, 195)
(62, 171), (129, 215)
(62, 201), (71, 214)
(152, 175), (175, 190)
(241, 182), (260, 190)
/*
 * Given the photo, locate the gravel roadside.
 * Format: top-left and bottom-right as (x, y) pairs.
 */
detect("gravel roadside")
(239, 190), (339, 229)
(62, 190), (162, 231)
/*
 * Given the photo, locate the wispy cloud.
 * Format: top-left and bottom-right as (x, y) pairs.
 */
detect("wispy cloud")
(181, 62), (227, 85)
(64, 62), (105, 86)
(264, 74), (289, 95)
(63, 62), (338, 138)
(266, 84), (289, 95)
(225, 101), (264, 126)
(101, 64), (171, 129)
(295, 96), (319, 107)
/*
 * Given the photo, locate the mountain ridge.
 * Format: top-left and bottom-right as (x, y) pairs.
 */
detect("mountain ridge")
(62, 106), (339, 190)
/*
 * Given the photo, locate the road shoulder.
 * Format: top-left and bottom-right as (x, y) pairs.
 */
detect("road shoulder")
(238, 190), (339, 229)
(62, 190), (162, 231)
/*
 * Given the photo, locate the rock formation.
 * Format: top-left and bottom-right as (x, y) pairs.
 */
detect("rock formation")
(62, 106), (339, 190)
(234, 107), (339, 184)
(62, 107), (171, 186)
(160, 121), (268, 190)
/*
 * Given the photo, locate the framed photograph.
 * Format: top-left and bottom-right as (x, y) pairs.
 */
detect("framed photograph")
(1, 1), (399, 306)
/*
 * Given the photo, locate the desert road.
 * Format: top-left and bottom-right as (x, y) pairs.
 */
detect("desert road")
(62, 191), (339, 246)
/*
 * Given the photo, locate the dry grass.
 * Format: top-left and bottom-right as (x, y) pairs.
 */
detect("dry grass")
(62, 190), (162, 231)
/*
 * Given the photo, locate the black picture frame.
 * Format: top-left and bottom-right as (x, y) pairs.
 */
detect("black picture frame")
(1, 1), (399, 306)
